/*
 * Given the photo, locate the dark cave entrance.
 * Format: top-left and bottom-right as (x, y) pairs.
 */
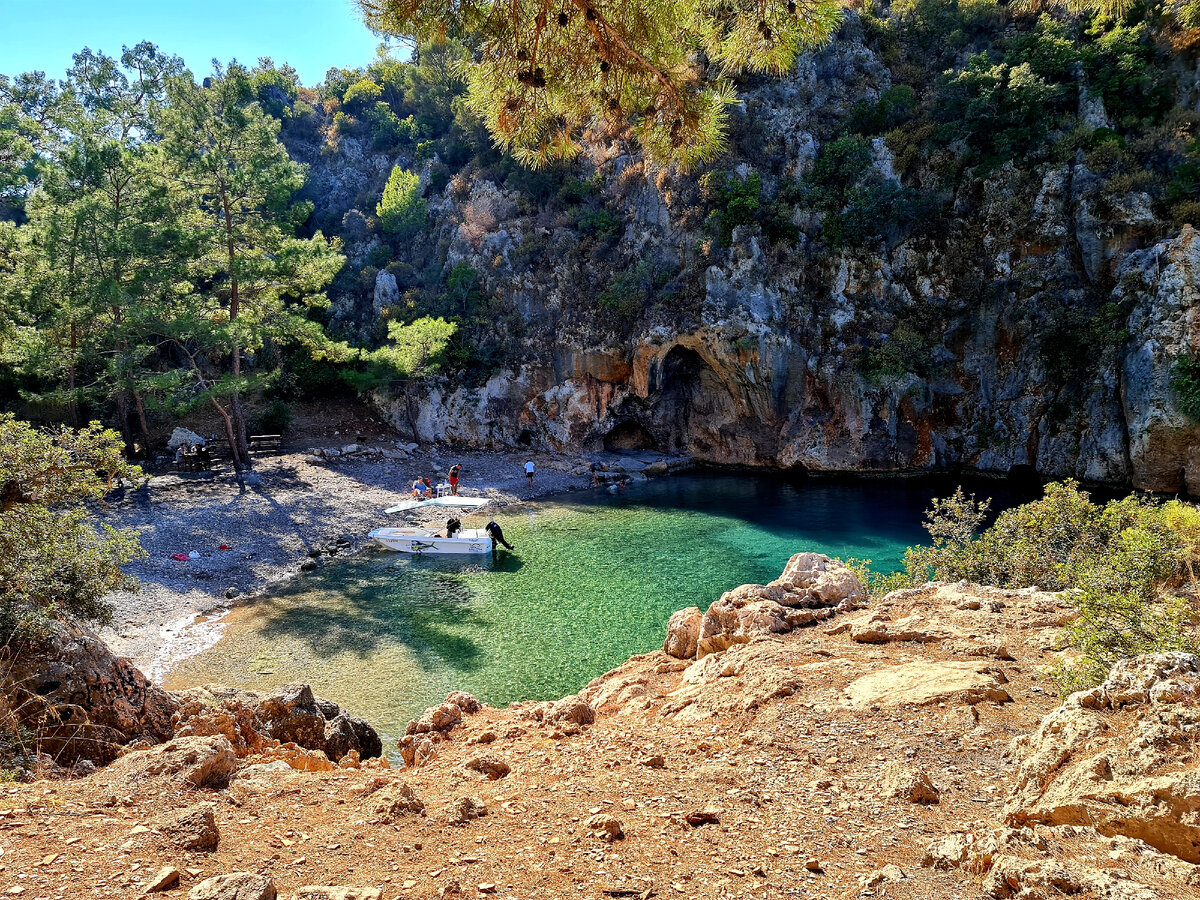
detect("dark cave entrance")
(652, 345), (713, 454)
(604, 419), (659, 452)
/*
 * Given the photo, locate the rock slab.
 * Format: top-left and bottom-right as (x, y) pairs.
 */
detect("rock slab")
(844, 660), (1012, 709)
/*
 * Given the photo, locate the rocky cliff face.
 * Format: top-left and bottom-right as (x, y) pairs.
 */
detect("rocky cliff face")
(292, 15), (1199, 493)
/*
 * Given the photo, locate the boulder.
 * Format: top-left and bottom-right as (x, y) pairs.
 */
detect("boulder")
(290, 888), (383, 900)
(849, 613), (957, 644)
(143, 867), (182, 893)
(189, 873), (276, 900)
(162, 802), (220, 851)
(0, 621), (178, 764)
(257, 684), (328, 749)
(323, 712), (383, 762)
(543, 695), (595, 727)
(695, 554), (865, 658)
(172, 686), (268, 757)
(843, 660), (1012, 709)
(663, 607), (703, 660)
(372, 781), (425, 823)
(583, 814), (625, 842)
(464, 754), (510, 780)
(102, 735), (238, 790)
(398, 692), (482, 767)
(168, 427), (205, 451)
(859, 865), (906, 890)
(180, 683), (381, 763)
(448, 796), (487, 826)
(1005, 653), (1200, 864)
(881, 761), (940, 804)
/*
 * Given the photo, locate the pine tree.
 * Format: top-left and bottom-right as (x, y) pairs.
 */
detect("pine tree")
(377, 165), (426, 234)
(158, 64), (345, 468)
(357, 0), (843, 169)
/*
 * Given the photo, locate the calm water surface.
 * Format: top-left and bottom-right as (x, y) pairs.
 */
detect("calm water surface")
(164, 472), (1036, 748)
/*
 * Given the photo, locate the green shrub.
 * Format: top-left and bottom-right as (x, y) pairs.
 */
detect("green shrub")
(257, 399), (292, 434)
(843, 557), (921, 600)
(377, 166), (426, 235)
(700, 170), (765, 246)
(0, 415), (144, 638)
(845, 85), (917, 136)
(342, 79), (383, 110)
(1172, 353), (1200, 421)
(823, 182), (914, 248)
(558, 174), (603, 205)
(577, 209), (623, 241)
(807, 136), (872, 209)
(597, 259), (665, 324)
(903, 481), (1200, 692)
(858, 319), (942, 381)
(366, 244), (393, 268)
(939, 55), (1065, 163)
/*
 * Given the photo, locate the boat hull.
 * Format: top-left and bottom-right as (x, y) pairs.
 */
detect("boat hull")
(368, 528), (491, 554)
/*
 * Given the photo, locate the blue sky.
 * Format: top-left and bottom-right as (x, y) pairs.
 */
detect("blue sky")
(1, 0), (389, 85)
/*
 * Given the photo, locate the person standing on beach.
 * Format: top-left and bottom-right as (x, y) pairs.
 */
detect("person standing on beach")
(448, 463), (462, 495)
(524, 458), (535, 491)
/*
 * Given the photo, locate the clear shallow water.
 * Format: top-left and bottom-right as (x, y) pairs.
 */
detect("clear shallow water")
(164, 472), (1037, 748)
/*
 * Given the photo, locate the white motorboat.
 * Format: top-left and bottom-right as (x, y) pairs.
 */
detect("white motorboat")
(368, 527), (491, 554)
(384, 495), (492, 514)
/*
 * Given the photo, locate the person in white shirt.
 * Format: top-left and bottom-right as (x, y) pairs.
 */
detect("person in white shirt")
(524, 459), (535, 490)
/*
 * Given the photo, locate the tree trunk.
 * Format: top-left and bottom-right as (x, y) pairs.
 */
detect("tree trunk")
(113, 393), (133, 454)
(230, 393), (251, 466)
(133, 389), (152, 457)
(403, 382), (420, 442)
(210, 396), (243, 468)
(219, 182), (251, 469)
(67, 323), (79, 428)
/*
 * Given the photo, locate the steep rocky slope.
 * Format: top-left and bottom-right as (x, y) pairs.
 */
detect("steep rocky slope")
(293, 12), (1200, 493)
(5, 558), (1198, 899)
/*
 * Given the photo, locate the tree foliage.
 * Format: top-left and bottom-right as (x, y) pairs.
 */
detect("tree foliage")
(0, 413), (143, 638)
(377, 165), (426, 234)
(357, 0), (844, 169)
(896, 481), (1200, 692)
(157, 63), (345, 467)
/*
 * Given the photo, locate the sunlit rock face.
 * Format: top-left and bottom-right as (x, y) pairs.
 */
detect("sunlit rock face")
(298, 16), (1200, 492)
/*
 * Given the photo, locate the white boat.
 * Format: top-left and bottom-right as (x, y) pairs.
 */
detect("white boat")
(384, 496), (493, 514)
(368, 527), (491, 555)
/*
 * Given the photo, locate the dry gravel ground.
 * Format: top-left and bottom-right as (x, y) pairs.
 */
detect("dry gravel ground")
(5, 583), (1196, 900)
(96, 447), (594, 676)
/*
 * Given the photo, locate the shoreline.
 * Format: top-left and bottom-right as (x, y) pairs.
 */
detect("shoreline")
(98, 445), (604, 679)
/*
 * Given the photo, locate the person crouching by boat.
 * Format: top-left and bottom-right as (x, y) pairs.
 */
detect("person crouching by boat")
(485, 520), (514, 559)
(448, 463), (462, 495)
(445, 516), (462, 538)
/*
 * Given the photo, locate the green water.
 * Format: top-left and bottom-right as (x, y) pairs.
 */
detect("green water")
(165, 472), (1035, 746)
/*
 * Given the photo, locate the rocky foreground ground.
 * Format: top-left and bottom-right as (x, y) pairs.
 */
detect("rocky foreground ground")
(4, 556), (1200, 900)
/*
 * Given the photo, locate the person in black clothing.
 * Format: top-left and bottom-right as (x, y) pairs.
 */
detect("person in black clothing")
(485, 520), (514, 558)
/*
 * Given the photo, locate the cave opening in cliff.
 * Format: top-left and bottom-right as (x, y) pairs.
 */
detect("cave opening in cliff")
(654, 345), (711, 454)
(604, 419), (658, 451)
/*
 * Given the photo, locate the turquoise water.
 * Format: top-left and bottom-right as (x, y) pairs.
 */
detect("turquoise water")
(165, 472), (1035, 747)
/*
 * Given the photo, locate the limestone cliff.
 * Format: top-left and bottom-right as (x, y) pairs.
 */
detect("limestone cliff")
(295, 13), (1200, 492)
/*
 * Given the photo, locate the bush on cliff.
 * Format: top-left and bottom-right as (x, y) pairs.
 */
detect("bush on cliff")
(0, 414), (144, 638)
(899, 481), (1200, 691)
